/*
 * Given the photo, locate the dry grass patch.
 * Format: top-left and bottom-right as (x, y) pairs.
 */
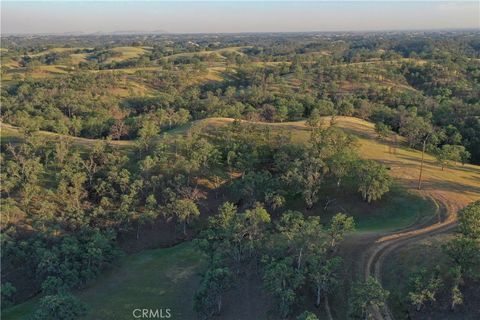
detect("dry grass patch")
(105, 46), (150, 63)
(165, 46), (249, 61)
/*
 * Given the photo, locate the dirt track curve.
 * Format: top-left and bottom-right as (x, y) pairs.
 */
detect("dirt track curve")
(364, 194), (460, 320)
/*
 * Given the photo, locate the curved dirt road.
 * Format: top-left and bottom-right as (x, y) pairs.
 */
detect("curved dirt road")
(363, 194), (460, 320)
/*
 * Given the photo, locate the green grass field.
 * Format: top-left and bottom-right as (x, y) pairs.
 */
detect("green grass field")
(2, 242), (205, 320)
(318, 184), (436, 232)
(284, 183), (435, 234)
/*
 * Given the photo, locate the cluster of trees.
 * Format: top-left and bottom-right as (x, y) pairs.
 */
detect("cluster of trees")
(374, 104), (473, 174)
(349, 276), (390, 319)
(194, 202), (355, 319)
(2, 73), (122, 138)
(20, 51), (72, 68)
(406, 201), (480, 313)
(3, 33), (479, 164)
(218, 120), (392, 210)
(0, 125), (218, 312)
(0, 72), (197, 140)
(186, 120), (392, 319)
(194, 196), (393, 319)
(1, 118), (393, 317)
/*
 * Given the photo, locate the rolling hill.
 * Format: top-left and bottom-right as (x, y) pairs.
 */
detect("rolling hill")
(2, 116), (479, 320)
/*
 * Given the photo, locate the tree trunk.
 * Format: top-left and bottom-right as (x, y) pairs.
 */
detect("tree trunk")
(417, 138), (426, 190)
(330, 238), (336, 248)
(316, 286), (321, 307)
(217, 296), (222, 314)
(297, 248), (303, 271)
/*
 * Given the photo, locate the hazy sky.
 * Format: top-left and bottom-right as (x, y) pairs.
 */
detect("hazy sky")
(1, 1), (479, 34)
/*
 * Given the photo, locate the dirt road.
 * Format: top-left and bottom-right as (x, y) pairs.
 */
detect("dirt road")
(329, 192), (464, 320)
(363, 194), (462, 320)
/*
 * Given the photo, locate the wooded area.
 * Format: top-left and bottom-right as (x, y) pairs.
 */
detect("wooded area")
(1, 31), (479, 320)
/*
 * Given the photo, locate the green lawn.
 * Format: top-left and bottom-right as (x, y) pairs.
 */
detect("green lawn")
(2, 242), (205, 320)
(347, 185), (436, 232)
(289, 183), (436, 233)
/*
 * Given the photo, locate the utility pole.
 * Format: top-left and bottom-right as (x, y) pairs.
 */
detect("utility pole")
(417, 133), (430, 190)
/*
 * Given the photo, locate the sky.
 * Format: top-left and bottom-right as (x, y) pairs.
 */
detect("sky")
(1, 1), (479, 34)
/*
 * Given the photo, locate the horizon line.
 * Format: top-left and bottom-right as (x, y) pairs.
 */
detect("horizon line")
(2, 27), (479, 37)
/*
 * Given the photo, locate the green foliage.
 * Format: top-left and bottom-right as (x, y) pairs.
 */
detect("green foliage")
(328, 213), (356, 248)
(443, 200), (480, 280)
(337, 101), (354, 116)
(231, 170), (279, 207)
(314, 99), (335, 116)
(374, 122), (391, 140)
(407, 267), (443, 311)
(435, 144), (467, 170)
(135, 119), (159, 154)
(30, 293), (86, 320)
(349, 276), (389, 319)
(168, 199), (200, 235)
(41, 276), (67, 295)
(136, 194), (159, 239)
(443, 236), (480, 280)
(449, 266), (463, 311)
(178, 133), (220, 175)
(450, 285), (463, 311)
(297, 311), (319, 320)
(399, 115), (432, 149)
(197, 202), (271, 269)
(306, 255), (342, 307)
(276, 211), (324, 271)
(3, 33), (480, 317)
(355, 160), (392, 203)
(1, 282), (17, 308)
(288, 150), (326, 209)
(263, 257), (305, 319)
(286, 127), (359, 208)
(194, 267), (233, 319)
(262, 211), (354, 316)
(457, 200), (480, 239)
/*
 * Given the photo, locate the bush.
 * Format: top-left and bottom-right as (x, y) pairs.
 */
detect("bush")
(30, 293), (86, 320)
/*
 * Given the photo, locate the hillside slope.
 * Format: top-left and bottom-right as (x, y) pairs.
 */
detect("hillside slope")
(2, 116), (479, 320)
(4, 116), (479, 209)
(194, 116), (480, 210)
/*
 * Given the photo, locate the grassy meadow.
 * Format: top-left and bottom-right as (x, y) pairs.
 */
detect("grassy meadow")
(2, 242), (205, 320)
